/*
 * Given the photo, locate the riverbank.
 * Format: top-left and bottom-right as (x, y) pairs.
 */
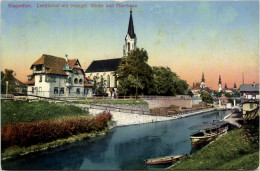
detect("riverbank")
(110, 108), (215, 127)
(169, 127), (259, 170)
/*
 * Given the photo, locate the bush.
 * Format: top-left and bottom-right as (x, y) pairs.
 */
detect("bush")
(1, 112), (112, 150)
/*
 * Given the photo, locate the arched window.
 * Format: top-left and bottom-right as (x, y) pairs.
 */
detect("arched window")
(128, 42), (130, 52)
(74, 78), (78, 84)
(114, 75), (117, 88)
(107, 75), (110, 88)
(79, 79), (83, 84)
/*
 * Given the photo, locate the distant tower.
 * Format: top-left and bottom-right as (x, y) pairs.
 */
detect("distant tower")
(200, 72), (206, 89)
(234, 83), (237, 89)
(218, 75), (222, 92)
(224, 83), (227, 89)
(123, 9), (137, 56)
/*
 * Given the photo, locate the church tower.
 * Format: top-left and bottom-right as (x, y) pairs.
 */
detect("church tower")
(200, 72), (206, 89)
(218, 75), (222, 92)
(123, 9), (137, 56)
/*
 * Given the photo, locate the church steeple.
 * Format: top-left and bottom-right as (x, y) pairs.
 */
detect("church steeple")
(218, 75), (222, 92)
(123, 9), (137, 56)
(200, 72), (206, 89)
(127, 9), (136, 39)
(201, 72), (205, 82)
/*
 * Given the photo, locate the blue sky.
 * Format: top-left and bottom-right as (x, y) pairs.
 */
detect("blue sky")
(1, 1), (259, 89)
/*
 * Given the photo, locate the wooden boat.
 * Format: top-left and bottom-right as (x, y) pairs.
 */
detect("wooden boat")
(144, 154), (187, 165)
(189, 120), (229, 148)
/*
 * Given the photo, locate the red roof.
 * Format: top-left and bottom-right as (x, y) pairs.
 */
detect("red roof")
(30, 54), (83, 76)
(25, 77), (35, 85)
(84, 77), (93, 87)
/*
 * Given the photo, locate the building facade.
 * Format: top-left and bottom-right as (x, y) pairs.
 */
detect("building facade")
(239, 83), (259, 103)
(26, 54), (93, 98)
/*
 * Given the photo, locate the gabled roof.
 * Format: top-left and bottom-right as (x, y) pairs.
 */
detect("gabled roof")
(84, 77), (94, 87)
(239, 84), (259, 92)
(85, 58), (121, 73)
(30, 54), (83, 76)
(25, 76), (35, 85)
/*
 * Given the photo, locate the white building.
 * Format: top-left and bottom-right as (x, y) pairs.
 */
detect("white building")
(85, 9), (137, 96)
(26, 54), (93, 98)
(218, 75), (222, 92)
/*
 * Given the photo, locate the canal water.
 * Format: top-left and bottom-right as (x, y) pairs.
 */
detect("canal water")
(2, 110), (231, 170)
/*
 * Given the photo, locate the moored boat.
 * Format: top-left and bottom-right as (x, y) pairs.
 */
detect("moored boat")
(189, 120), (229, 148)
(144, 154), (187, 165)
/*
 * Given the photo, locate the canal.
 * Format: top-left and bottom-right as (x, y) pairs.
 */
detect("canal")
(2, 110), (231, 170)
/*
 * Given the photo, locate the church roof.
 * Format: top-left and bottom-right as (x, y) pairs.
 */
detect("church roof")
(127, 10), (136, 39)
(85, 58), (122, 73)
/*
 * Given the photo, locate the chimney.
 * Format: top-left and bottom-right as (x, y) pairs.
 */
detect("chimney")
(65, 54), (68, 62)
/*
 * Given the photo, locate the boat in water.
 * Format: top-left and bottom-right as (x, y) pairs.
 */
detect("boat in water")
(189, 120), (229, 148)
(144, 154), (187, 165)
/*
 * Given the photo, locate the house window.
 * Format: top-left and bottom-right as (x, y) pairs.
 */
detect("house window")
(74, 78), (78, 84)
(107, 75), (110, 88)
(60, 87), (64, 94)
(67, 87), (71, 94)
(76, 88), (80, 95)
(36, 65), (42, 71)
(39, 75), (42, 82)
(32, 87), (34, 93)
(54, 87), (58, 94)
(79, 79), (83, 84)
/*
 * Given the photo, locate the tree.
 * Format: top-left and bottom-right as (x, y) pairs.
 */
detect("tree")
(116, 48), (153, 97)
(1, 69), (16, 94)
(149, 66), (188, 96)
(200, 91), (213, 104)
(187, 90), (194, 97)
(93, 76), (107, 96)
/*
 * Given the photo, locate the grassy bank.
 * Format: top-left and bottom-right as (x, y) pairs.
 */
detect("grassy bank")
(72, 99), (147, 104)
(169, 128), (259, 170)
(1, 100), (90, 124)
(2, 129), (108, 160)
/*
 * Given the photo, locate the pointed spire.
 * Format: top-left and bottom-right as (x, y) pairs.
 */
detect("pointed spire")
(219, 75), (222, 84)
(201, 72), (205, 82)
(234, 83), (237, 89)
(224, 83), (227, 89)
(127, 8), (136, 39)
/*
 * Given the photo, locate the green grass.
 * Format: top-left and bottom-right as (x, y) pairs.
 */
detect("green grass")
(170, 128), (259, 170)
(1, 100), (90, 124)
(73, 99), (147, 104)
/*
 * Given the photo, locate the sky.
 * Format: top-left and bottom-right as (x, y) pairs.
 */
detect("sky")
(1, 0), (259, 90)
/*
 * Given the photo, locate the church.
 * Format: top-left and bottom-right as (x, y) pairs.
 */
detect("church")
(85, 9), (137, 96)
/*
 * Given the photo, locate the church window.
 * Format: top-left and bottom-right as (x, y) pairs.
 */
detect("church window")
(107, 75), (110, 88)
(74, 78), (78, 84)
(32, 87), (34, 94)
(128, 42), (130, 52)
(114, 76), (117, 88)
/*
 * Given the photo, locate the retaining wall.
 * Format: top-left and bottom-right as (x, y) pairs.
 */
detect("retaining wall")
(145, 99), (192, 109)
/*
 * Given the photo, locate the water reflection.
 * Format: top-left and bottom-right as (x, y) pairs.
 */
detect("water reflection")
(2, 110), (231, 170)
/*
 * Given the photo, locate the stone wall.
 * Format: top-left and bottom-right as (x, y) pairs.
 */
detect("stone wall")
(144, 99), (192, 109)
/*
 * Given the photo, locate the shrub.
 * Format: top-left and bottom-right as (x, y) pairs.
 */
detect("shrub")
(1, 112), (112, 150)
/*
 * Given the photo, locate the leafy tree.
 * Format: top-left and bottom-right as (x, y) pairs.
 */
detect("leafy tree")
(1, 69), (16, 94)
(200, 91), (213, 104)
(93, 76), (107, 96)
(116, 48), (153, 97)
(149, 66), (188, 96)
(187, 90), (194, 97)
(225, 92), (232, 98)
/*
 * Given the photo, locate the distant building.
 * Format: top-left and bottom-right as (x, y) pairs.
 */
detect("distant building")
(239, 82), (259, 103)
(218, 75), (222, 92)
(191, 82), (201, 97)
(26, 54), (93, 98)
(200, 72), (206, 89)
